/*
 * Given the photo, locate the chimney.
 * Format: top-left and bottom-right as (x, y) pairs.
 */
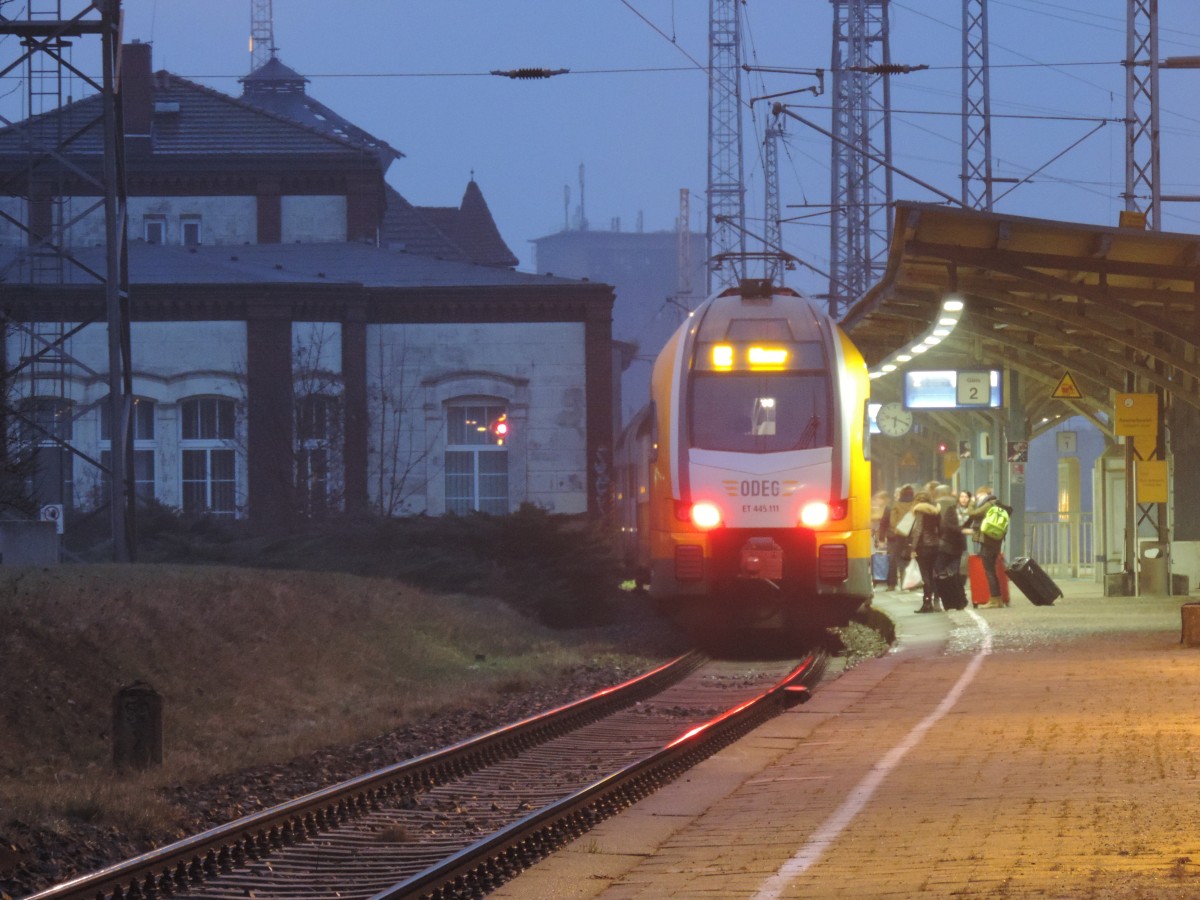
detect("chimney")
(120, 41), (153, 151)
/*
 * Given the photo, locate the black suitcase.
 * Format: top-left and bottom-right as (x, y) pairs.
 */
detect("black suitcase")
(935, 571), (968, 610)
(1006, 556), (1062, 606)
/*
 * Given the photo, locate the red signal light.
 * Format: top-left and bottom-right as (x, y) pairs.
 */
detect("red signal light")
(490, 414), (509, 444)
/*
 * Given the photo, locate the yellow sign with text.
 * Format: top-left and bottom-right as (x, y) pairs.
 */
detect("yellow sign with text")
(1114, 393), (1157, 437)
(1137, 460), (1169, 504)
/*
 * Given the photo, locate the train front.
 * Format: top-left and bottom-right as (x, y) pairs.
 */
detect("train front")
(647, 281), (873, 633)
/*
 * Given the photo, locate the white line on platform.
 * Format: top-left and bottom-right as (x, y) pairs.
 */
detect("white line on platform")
(753, 610), (994, 900)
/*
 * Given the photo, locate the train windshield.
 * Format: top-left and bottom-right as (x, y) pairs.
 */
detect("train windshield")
(689, 373), (831, 453)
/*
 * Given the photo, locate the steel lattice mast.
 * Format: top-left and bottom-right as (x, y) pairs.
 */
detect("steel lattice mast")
(250, 0), (276, 71)
(828, 0), (893, 316)
(763, 123), (783, 285)
(1125, 0), (1160, 229)
(962, 0), (994, 210)
(0, 0), (134, 560)
(707, 0), (745, 292)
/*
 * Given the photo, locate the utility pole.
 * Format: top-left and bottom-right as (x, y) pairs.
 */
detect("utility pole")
(707, 0), (746, 292)
(828, 0), (894, 317)
(962, 0), (994, 210)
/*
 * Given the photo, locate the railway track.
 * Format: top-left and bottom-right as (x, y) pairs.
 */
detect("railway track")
(29, 649), (826, 900)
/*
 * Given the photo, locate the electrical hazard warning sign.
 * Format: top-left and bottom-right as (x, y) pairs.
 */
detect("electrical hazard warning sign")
(1052, 371), (1083, 400)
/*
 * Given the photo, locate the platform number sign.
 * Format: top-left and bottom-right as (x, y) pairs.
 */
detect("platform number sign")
(956, 371), (992, 407)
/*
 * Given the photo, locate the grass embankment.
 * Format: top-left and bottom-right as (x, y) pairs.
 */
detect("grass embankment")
(0, 563), (655, 836)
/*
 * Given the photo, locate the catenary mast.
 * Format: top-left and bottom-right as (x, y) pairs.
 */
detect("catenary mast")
(1124, 0), (1160, 229)
(961, 0), (994, 210)
(707, 0), (746, 292)
(763, 123), (784, 285)
(827, 0), (893, 317)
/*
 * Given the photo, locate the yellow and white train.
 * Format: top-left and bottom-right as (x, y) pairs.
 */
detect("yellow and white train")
(615, 279), (874, 638)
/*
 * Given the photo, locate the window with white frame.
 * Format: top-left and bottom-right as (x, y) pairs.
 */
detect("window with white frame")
(143, 216), (166, 244)
(181, 215), (202, 247)
(180, 396), (237, 517)
(444, 401), (508, 515)
(296, 393), (337, 516)
(100, 396), (156, 502)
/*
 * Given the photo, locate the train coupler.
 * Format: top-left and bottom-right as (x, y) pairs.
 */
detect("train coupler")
(740, 537), (783, 584)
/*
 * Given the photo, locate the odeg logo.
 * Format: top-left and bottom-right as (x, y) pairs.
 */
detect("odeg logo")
(39, 503), (64, 535)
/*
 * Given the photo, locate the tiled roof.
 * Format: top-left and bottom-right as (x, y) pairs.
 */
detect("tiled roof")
(0, 71), (385, 160)
(383, 182), (519, 269)
(238, 56), (402, 165)
(0, 241), (577, 288)
(380, 186), (470, 262)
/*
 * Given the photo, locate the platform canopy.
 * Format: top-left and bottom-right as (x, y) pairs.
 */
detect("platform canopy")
(841, 202), (1200, 437)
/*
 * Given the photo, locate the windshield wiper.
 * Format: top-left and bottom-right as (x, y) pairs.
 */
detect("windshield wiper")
(796, 415), (821, 449)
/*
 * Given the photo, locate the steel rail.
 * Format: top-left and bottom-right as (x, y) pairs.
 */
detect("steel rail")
(376, 650), (827, 899)
(27, 651), (706, 900)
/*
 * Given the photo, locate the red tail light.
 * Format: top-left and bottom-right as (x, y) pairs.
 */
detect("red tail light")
(801, 499), (849, 526)
(690, 502), (722, 529)
(675, 500), (722, 529)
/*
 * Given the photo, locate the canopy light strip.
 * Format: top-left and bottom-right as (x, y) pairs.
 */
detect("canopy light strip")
(868, 295), (964, 380)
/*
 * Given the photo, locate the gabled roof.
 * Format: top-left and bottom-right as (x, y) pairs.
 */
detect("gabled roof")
(0, 70), (386, 162)
(382, 181), (520, 269)
(380, 185), (470, 263)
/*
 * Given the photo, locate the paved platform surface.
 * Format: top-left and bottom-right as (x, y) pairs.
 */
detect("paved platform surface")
(495, 579), (1200, 898)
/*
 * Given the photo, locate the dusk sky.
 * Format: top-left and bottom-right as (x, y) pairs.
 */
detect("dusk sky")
(29, 3), (1200, 289)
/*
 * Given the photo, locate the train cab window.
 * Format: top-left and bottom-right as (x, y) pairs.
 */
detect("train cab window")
(690, 374), (830, 453)
(751, 396), (777, 436)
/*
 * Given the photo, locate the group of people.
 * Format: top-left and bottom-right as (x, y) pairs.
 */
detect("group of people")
(873, 482), (1011, 612)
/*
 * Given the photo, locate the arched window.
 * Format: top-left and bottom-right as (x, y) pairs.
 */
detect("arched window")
(445, 400), (508, 515)
(99, 396), (156, 501)
(180, 396), (237, 517)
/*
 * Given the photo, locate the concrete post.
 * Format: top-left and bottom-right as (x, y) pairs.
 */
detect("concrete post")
(112, 681), (163, 770)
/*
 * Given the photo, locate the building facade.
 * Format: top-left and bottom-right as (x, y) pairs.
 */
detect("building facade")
(0, 44), (613, 527)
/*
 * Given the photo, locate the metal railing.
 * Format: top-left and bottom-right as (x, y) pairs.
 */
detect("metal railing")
(1023, 512), (1093, 578)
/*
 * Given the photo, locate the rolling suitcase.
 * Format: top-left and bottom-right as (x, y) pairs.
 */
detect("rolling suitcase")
(968, 553), (1010, 606)
(872, 551), (890, 584)
(1006, 556), (1062, 606)
(935, 570), (968, 610)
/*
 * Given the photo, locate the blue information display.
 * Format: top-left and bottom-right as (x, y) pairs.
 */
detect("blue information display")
(903, 370), (1003, 409)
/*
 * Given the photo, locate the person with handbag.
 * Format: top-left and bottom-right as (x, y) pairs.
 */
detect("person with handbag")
(877, 483), (915, 591)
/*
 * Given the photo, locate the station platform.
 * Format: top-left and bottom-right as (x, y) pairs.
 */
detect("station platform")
(496, 578), (1200, 898)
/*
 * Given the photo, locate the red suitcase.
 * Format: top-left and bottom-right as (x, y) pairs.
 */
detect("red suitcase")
(968, 553), (1010, 606)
